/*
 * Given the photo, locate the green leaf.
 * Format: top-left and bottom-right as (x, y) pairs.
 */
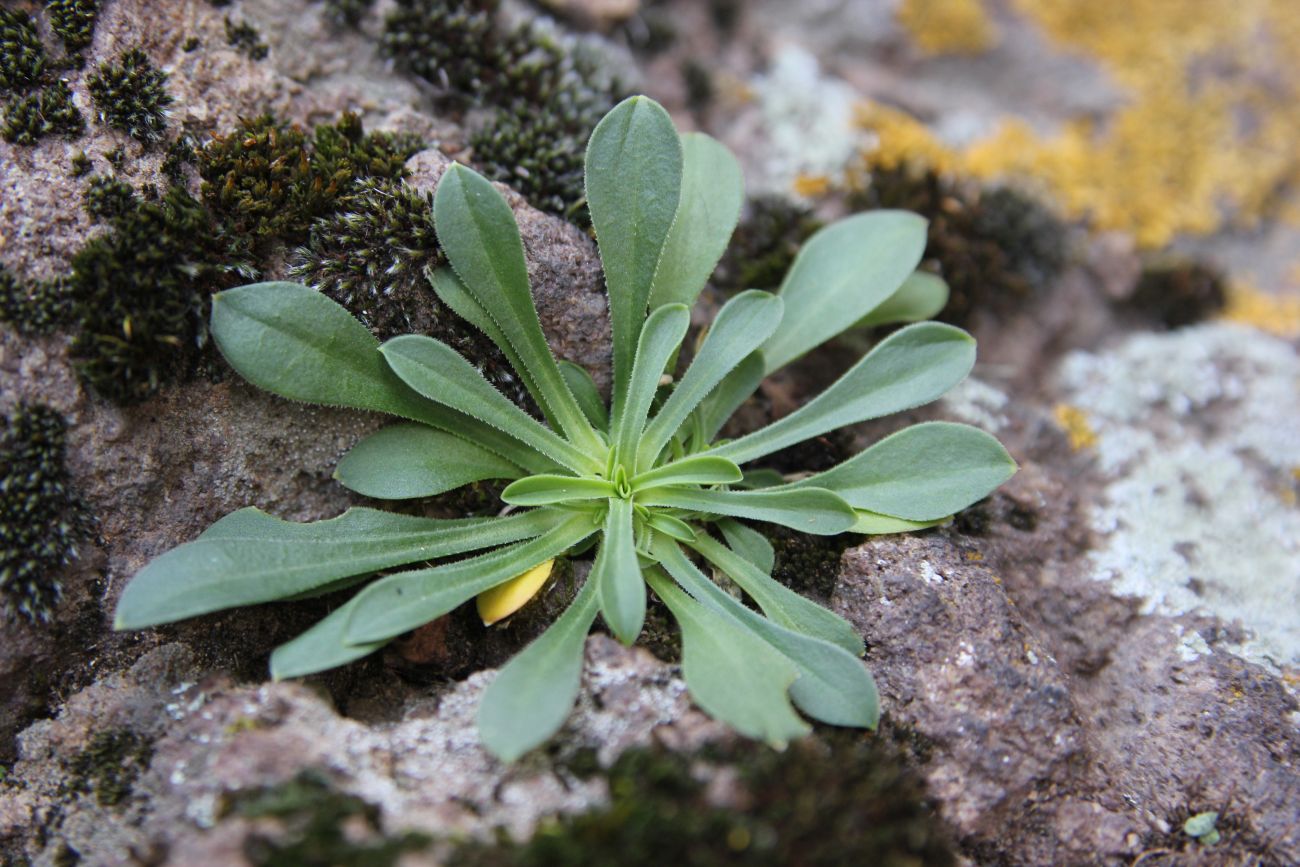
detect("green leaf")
(345, 515), (596, 644)
(612, 303), (690, 469)
(856, 270), (949, 329)
(335, 423), (523, 499)
(638, 486), (856, 536)
(655, 539), (878, 728)
(850, 511), (946, 535)
(433, 164), (601, 454)
(648, 132), (744, 310)
(708, 322), (976, 466)
(762, 211), (928, 373)
(211, 282), (549, 473)
(501, 474), (616, 506)
(640, 291), (784, 467)
(645, 569), (809, 747)
(585, 96), (684, 401)
(380, 334), (598, 474)
(736, 468), (786, 490)
(631, 455), (743, 491)
(270, 597), (387, 680)
(593, 498), (644, 644)
(644, 512), (698, 542)
(477, 577), (599, 762)
(791, 422), (1016, 521)
(694, 350), (765, 443)
(114, 508), (559, 629)
(689, 533), (863, 656)
(558, 360), (608, 431)
(716, 518), (774, 574)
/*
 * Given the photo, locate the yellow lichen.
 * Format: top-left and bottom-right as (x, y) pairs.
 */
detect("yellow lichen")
(896, 0), (1000, 56)
(792, 173), (833, 198)
(1053, 404), (1098, 451)
(1221, 280), (1300, 337)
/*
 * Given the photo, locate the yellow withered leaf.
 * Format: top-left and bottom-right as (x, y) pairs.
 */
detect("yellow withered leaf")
(476, 559), (555, 626)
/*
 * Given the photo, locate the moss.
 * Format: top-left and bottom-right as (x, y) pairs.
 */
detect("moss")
(161, 134), (197, 186)
(766, 525), (854, 602)
(225, 16), (269, 61)
(680, 58), (712, 116)
(1, 79), (85, 144)
(450, 736), (954, 866)
(322, 0), (376, 27)
(69, 150), (92, 176)
(83, 174), (137, 219)
(0, 265), (75, 335)
(1124, 258), (1227, 328)
(46, 0), (101, 53)
(0, 9), (46, 93)
(64, 730), (152, 807)
(1, 404), (87, 623)
(86, 48), (172, 144)
(226, 770), (431, 867)
(711, 195), (822, 294)
(470, 101), (589, 219)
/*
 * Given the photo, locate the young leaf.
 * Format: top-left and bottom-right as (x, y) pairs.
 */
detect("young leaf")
(648, 132), (744, 310)
(790, 421), (1017, 520)
(380, 334), (598, 474)
(612, 303), (690, 469)
(593, 498), (644, 644)
(114, 508), (559, 629)
(645, 569), (810, 747)
(558, 360), (608, 430)
(655, 539), (878, 728)
(477, 577), (599, 762)
(708, 322), (976, 466)
(335, 423), (523, 500)
(270, 597), (387, 680)
(585, 96), (684, 402)
(761, 211), (928, 373)
(851, 511), (946, 535)
(638, 486), (856, 535)
(501, 475), (616, 506)
(689, 533), (863, 656)
(477, 559), (555, 626)
(856, 270), (949, 329)
(345, 515), (596, 644)
(643, 511), (698, 542)
(433, 164), (602, 454)
(716, 518), (775, 574)
(639, 291), (784, 468)
(693, 350), (766, 443)
(631, 455), (743, 491)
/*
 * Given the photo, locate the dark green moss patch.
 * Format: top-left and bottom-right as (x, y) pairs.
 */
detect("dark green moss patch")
(766, 524), (855, 602)
(227, 770), (431, 867)
(1124, 258), (1227, 328)
(0, 265), (75, 334)
(1, 404), (88, 623)
(86, 48), (172, 144)
(225, 17), (269, 61)
(712, 195), (822, 295)
(322, 0), (376, 27)
(69, 150), (92, 176)
(46, 0), (101, 53)
(0, 9), (47, 93)
(64, 730), (152, 807)
(83, 174), (137, 219)
(470, 101), (589, 220)
(1, 79), (84, 144)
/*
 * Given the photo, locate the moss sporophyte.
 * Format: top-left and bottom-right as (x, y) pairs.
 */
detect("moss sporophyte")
(113, 96), (1016, 760)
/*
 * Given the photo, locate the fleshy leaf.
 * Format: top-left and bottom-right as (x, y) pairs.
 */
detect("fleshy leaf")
(762, 211), (928, 373)
(851, 511), (946, 535)
(716, 518), (775, 574)
(646, 569), (809, 747)
(585, 96), (684, 401)
(558, 360), (608, 431)
(647, 132), (744, 310)
(270, 597), (386, 680)
(644, 512), (698, 542)
(477, 577), (600, 762)
(791, 421), (1017, 520)
(501, 475), (616, 506)
(708, 322), (976, 466)
(114, 508), (558, 629)
(335, 423), (522, 499)
(638, 486), (856, 535)
(631, 455), (743, 491)
(612, 303), (690, 469)
(593, 498), (644, 644)
(856, 270), (949, 329)
(477, 558), (555, 626)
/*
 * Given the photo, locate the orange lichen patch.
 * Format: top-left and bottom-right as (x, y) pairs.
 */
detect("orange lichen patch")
(792, 173), (832, 198)
(1053, 404), (1098, 451)
(859, 0), (1300, 248)
(896, 0), (999, 56)
(1221, 281), (1300, 337)
(965, 550), (983, 562)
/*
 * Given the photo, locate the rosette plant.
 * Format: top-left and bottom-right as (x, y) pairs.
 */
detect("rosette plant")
(115, 96), (1015, 761)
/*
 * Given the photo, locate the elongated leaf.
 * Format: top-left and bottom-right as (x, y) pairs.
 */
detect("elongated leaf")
(762, 211), (927, 373)
(689, 533), (863, 655)
(694, 350), (765, 443)
(648, 132), (744, 310)
(639, 291), (783, 467)
(271, 597), (386, 680)
(433, 164), (601, 453)
(335, 423), (522, 499)
(501, 475), (615, 506)
(114, 508), (559, 629)
(585, 96), (684, 401)
(558, 360), (608, 430)
(345, 515), (595, 644)
(612, 303), (690, 468)
(638, 486), (856, 535)
(709, 323), (975, 466)
(380, 335), (597, 474)
(791, 422), (1015, 520)
(211, 282), (550, 473)
(856, 270), (948, 328)
(477, 559), (555, 625)
(716, 518), (774, 574)
(644, 512), (697, 542)
(593, 498), (644, 644)
(645, 569), (809, 747)
(478, 577), (599, 761)
(851, 511), (945, 535)
(655, 539), (878, 728)
(631, 455), (742, 491)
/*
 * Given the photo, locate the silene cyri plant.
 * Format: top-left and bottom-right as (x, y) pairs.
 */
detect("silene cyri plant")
(115, 96), (1016, 761)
